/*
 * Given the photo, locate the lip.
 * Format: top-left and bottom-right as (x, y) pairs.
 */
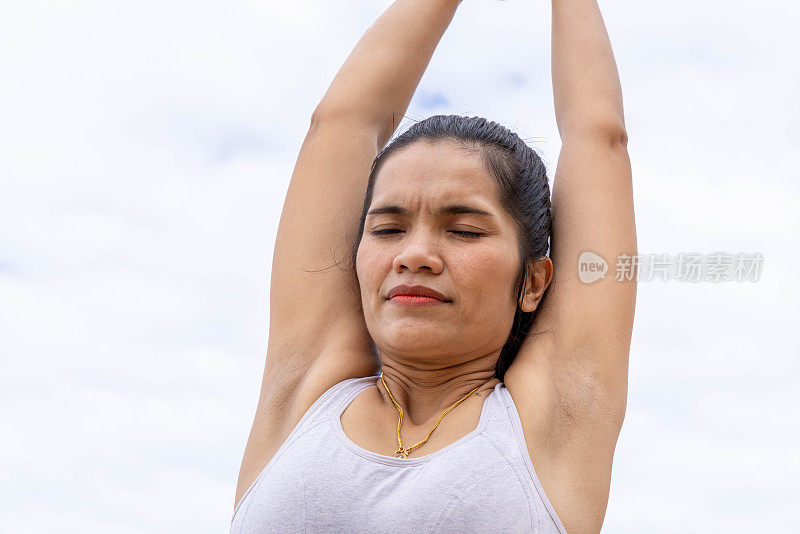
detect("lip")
(387, 284), (450, 302)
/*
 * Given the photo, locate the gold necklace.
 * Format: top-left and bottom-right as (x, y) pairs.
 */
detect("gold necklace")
(379, 372), (489, 459)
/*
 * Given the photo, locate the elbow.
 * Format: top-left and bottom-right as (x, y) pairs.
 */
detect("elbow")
(615, 127), (629, 149)
(563, 120), (628, 149)
(308, 104), (335, 133)
(308, 105), (331, 134)
(309, 102), (364, 129)
(307, 103), (386, 148)
(309, 108), (321, 132)
(594, 121), (628, 149)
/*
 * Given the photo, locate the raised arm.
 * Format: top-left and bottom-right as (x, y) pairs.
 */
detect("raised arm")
(266, 0), (463, 374)
(314, 0), (463, 144)
(515, 0), (636, 405)
(551, 0), (627, 138)
(549, 0), (636, 378)
(504, 3), (635, 531)
(236, 0), (463, 514)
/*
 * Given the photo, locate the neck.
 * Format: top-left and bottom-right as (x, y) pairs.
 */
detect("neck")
(376, 358), (500, 427)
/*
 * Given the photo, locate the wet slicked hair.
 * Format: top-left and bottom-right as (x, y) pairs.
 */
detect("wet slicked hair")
(350, 114), (552, 381)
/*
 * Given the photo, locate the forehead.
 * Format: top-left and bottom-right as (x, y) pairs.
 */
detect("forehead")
(372, 140), (499, 205)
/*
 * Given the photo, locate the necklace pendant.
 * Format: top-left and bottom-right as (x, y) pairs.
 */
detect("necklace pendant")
(395, 449), (408, 459)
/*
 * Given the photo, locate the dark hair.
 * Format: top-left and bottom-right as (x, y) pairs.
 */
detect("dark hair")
(350, 114), (552, 381)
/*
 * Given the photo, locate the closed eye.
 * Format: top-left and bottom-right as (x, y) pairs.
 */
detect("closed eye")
(371, 229), (483, 238)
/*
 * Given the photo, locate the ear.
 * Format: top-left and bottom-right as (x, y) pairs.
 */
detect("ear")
(518, 257), (553, 313)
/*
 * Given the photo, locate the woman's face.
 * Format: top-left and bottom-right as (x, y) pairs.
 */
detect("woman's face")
(356, 139), (530, 363)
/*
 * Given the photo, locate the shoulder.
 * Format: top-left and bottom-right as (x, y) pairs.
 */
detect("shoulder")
(502, 349), (626, 534)
(288, 349), (380, 423)
(503, 331), (627, 445)
(233, 351), (377, 513)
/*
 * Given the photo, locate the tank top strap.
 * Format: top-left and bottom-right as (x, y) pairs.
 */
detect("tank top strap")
(484, 383), (569, 534)
(296, 374), (380, 437)
(231, 374), (379, 523)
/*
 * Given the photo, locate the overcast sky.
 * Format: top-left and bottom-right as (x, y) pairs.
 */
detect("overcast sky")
(1, 1), (798, 532)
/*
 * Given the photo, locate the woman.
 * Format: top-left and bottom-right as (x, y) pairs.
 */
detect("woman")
(232, 0), (635, 532)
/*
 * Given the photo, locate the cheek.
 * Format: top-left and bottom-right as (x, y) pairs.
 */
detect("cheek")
(355, 241), (391, 285)
(459, 248), (499, 277)
(457, 250), (518, 300)
(363, 236), (395, 259)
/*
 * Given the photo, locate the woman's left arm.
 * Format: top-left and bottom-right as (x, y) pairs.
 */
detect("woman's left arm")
(522, 0), (637, 403)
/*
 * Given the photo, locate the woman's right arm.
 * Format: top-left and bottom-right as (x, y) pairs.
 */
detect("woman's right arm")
(313, 0), (462, 145)
(264, 0), (463, 379)
(266, 0), (463, 380)
(236, 0), (463, 514)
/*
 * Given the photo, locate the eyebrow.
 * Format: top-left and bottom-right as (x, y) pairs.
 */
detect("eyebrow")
(366, 204), (496, 219)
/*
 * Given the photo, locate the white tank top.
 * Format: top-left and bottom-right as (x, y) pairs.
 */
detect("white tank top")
(231, 374), (567, 533)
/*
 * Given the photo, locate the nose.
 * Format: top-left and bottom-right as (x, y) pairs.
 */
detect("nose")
(391, 233), (444, 274)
